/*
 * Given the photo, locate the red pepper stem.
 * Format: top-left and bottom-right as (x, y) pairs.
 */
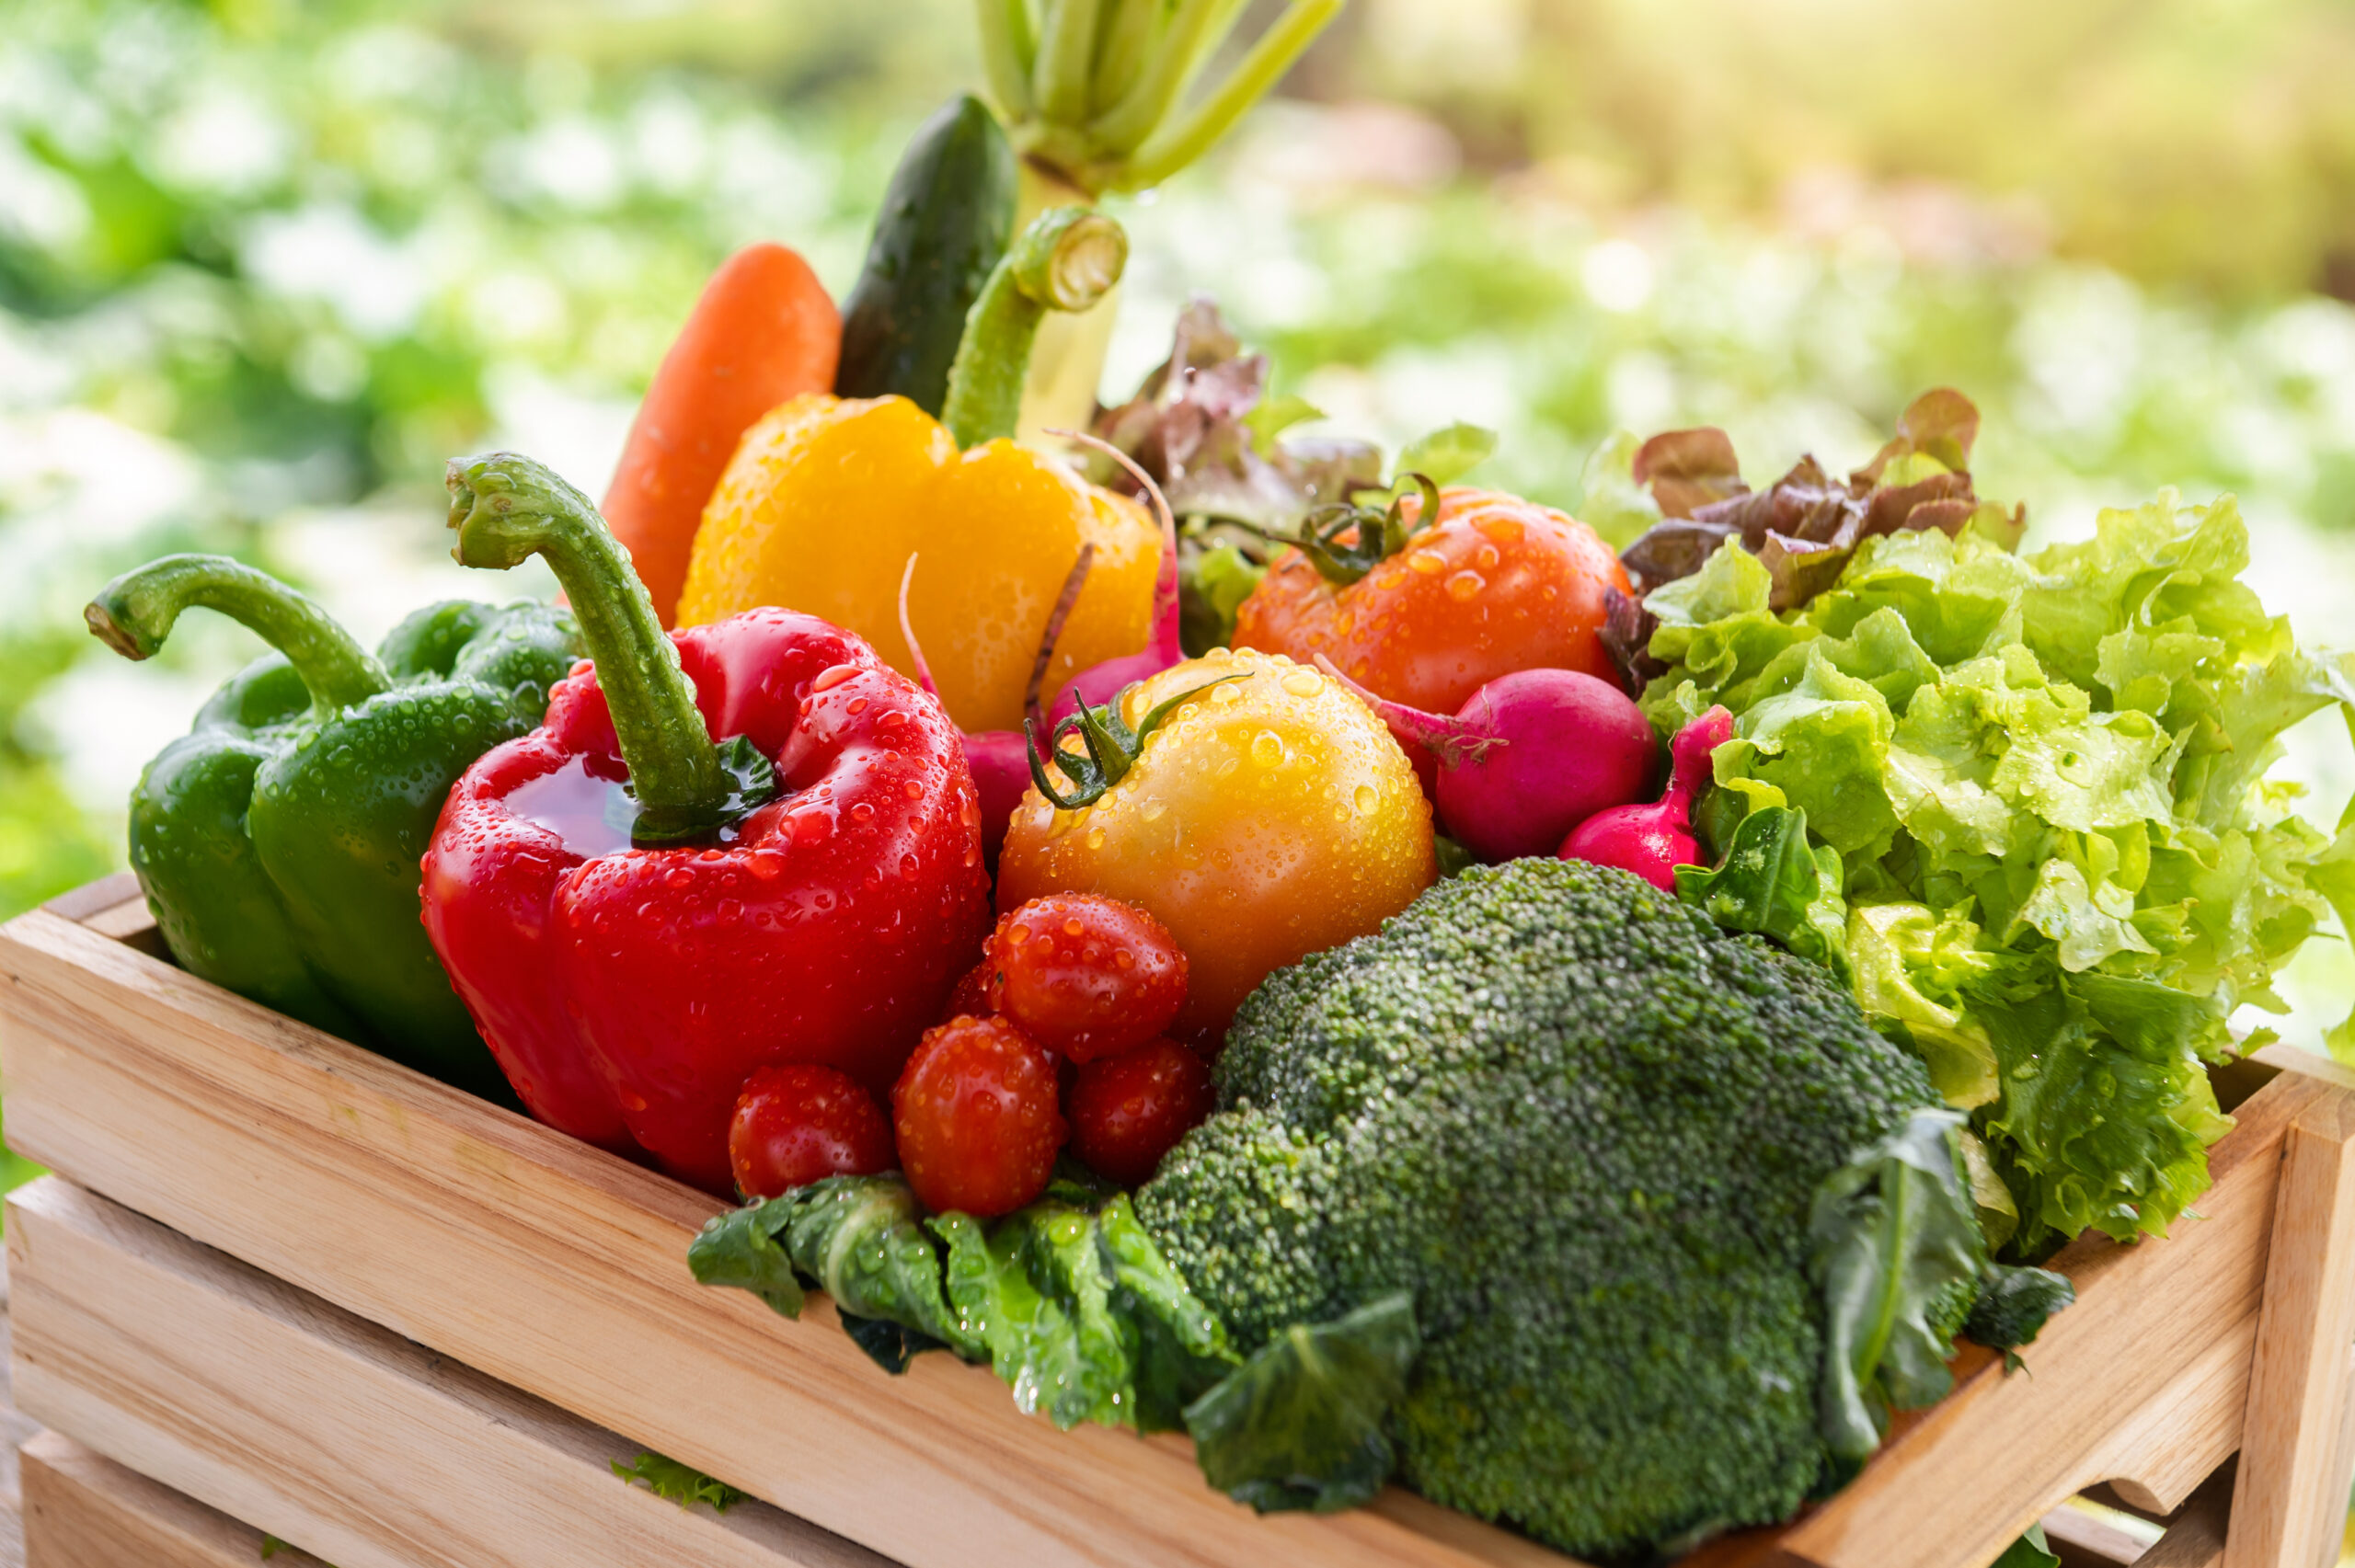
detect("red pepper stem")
(84, 553), (390, 715)
(444, 452), (730, 831)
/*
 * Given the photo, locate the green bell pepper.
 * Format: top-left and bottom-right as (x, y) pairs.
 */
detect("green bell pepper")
(86, 553), (580, 1099)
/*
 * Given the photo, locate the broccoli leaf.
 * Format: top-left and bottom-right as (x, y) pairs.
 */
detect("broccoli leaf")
(1809, 1108), (1986, 1472)
(1675, 804), (1850, 977)
(1185, 1292), (1420, 1515)
(1968, 1263), (2075, 1372)
(611, 1450), (750, 1513)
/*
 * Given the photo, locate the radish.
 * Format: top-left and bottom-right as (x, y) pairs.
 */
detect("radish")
(898, 551), (1092, 867)
(1560, 706), (1734, 890)
(1044, 430), (1183, 729)
(1316, 657), (1659, 864)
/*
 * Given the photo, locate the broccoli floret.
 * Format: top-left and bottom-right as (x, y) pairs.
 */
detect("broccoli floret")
(1135, 859), (1946, 1559)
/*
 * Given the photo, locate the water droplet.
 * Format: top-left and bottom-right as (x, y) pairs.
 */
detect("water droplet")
(1446, 569), (1486, 601)
(850, 801), (875, 824)
(812, 664), (859, 692)
(1141, 799), (1166, 822)
(904, 780), (925, 799)
(1475, 544), (1501, 570)
(1354, 784), (1379, 815)
(1211, 682), (1242, 706)
(1280, 670), (1324, 699)
(1407, 549), (1445, 576)
(1474, 514), (1524, 546)
(1250, 730), (1286, 768)
(900, 853), (921, 879)
(1086, 828), (1106, 850)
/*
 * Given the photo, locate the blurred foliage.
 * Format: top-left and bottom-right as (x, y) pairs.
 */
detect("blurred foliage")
(1336, 0), (2355, 303)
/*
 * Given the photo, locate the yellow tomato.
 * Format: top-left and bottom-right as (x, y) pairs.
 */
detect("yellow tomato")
(675, 394), (1158, 735)
(996, 648), (1437, 1046)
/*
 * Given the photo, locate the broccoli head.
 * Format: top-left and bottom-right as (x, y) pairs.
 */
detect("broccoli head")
(1135, 858), (1947, 1559)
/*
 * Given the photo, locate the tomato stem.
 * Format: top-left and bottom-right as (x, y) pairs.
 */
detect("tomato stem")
(1024, 674), (1242, 809)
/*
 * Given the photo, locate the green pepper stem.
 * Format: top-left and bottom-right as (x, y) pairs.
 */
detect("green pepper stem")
(942, 205), (1127, 450)
(85, 554), (391, 715)
(444, 452), (730, 834)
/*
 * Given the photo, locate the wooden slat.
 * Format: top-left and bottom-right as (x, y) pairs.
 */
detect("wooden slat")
(2041, 1502), (2157, 1567)
(2223, 1094), (2355, 1568)
(34, 876), (138, 926)
(1776, 1068), (2332, 1568)
(0, 903), (1572, 1568)
(19, 1430), (331, 1568)
(6, 1178), (895, 1568)
(2130, 1462), (2234, 1568)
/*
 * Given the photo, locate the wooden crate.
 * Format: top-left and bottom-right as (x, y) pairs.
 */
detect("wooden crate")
(4, 875), (2353, 1568)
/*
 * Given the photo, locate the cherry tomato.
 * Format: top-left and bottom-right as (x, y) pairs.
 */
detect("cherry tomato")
(986, 894), (1187, 1062)
(1069, 1039), (1216, 1187)
(998, 650), (1435, 1047)
(728, 1064), (895, 1200)
(940, 958), (996, 1023)
(891, 1014), (1066, 1216)
(1235, 486), (1632, 742)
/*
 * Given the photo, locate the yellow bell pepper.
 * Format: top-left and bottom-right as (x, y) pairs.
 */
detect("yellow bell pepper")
(675, 208), (1159, 736)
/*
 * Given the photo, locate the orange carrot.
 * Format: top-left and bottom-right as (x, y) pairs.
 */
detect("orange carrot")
(603, 245), (840, 626)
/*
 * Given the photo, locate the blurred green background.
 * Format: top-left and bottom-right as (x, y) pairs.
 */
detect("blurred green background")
(2, 0), (2350, 1093)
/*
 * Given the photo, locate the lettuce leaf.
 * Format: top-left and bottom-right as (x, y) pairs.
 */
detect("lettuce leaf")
(1646, 491), (2353, 1253)
(693, 1177), (1239, 1432)
(1674, 804), (1850, 977)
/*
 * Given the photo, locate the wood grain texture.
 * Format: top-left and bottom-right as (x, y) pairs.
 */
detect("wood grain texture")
(0, 903), (1575, 1568)
(2130, 1461), (2234, 1568)
(6, 1178), (896, 1568)
(1779, 1069), (2333, 1568)
(19, 1430), (331, 1568)
(2223, 1095), (2355, 1568)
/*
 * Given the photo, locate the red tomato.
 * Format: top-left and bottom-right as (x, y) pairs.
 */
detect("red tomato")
(728, 1064), (895, 1200)
(892, 1014), (1066, 1216)
(940, 958), (996, 1023)
(1068, 1038), (1215, 1187)
(986, 894), (1188, 1062)
(1234, 487), (1632, 785)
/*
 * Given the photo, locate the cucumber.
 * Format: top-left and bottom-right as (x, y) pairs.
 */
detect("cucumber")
(834, 94), (1017, 417)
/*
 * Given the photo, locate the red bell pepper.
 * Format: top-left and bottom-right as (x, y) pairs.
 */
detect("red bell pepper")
(422, 453), (989, 1192)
